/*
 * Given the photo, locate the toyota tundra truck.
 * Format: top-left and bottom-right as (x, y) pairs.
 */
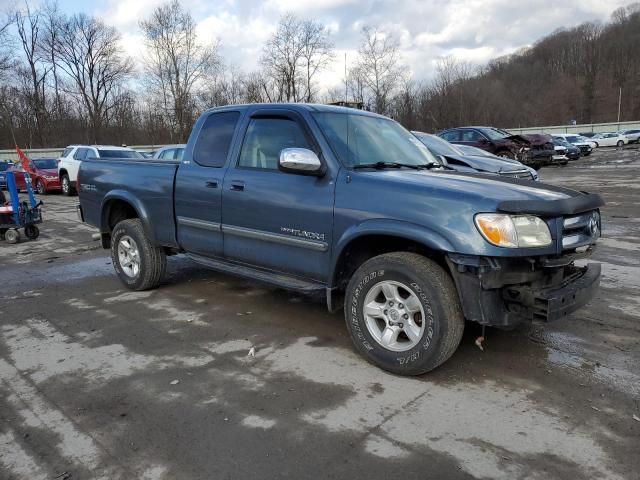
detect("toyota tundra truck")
(77, 104), (603, 375)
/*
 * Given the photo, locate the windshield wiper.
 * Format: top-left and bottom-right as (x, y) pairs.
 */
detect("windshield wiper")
(352, 161), (440, 170)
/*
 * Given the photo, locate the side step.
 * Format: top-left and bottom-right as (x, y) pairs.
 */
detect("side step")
(187, 253), (326, 294)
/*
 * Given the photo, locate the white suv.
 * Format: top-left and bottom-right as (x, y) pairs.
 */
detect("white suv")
(58, 145), (142, 196)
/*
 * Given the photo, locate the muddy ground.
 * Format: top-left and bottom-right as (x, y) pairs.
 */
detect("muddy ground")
(0, 147), (639, 480)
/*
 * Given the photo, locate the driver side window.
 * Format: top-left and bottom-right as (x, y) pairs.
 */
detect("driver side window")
(238, 117), (311, 170)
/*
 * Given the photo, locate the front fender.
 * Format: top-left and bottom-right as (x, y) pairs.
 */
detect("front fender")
(101, 190), (156, 244)
(329, 218), (455, 286)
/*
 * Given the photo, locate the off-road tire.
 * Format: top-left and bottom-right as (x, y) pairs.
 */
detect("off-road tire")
(111, 218), (166, 291)
(344, 252), (464, 375)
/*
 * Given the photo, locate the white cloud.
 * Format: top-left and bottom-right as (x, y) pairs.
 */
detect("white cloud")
(94, 0), (630, 93)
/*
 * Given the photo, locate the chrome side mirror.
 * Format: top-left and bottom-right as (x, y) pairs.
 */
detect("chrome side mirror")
(278, 148), (324, 176)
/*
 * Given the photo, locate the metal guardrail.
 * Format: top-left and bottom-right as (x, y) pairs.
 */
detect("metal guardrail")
(0, 145), (165, 162)
(508, 120), (640, 135)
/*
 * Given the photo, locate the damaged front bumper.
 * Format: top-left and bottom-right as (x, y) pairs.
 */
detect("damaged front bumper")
(447, 253), (601, 327)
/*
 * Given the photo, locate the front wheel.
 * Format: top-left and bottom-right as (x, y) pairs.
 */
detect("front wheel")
(344, 252), (464, 375)
(111, 218), (166, 290)
(36, 179), (46, 195)
(616, 140), (624, 147)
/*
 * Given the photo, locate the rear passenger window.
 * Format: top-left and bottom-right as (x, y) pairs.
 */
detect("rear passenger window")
(193, 111), (240, 167)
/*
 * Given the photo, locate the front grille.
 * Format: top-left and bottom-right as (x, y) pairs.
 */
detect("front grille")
(562, 210), (600, 250)
(499, 169), (534, 180)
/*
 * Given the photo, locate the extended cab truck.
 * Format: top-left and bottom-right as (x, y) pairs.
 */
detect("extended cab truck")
(77, 104), (604, 375)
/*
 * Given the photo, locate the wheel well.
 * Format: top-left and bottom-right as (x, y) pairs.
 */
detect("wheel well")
(59, 168), (68, 178)
(333, 234), (446, 291)
(101, 199), (139, 248)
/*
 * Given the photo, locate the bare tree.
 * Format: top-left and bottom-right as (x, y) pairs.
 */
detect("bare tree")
(39, 0), (64, 117)
(299, 19), (334, 102)
(53, 13), (132, 143)
(355, 26), (404, 114)
(140, 0), (220, 141)
(261, 13), (334, 103)
(14, 0), (50, 146)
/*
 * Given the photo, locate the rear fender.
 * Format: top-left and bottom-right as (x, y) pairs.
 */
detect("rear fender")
(101, 190), (156, 243)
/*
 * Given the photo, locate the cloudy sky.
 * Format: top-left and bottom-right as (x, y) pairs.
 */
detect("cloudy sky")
(54, 0), (630, 89)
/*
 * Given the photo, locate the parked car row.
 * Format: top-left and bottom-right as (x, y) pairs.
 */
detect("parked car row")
(411, 132), (539, 180)
(1, 158), (61, 194)
(437, 126), (558, 169)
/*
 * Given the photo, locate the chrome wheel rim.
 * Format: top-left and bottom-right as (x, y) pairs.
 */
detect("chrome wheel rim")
(37, 181), (44, 194)
(62, 178), (69, 193)
(363, 280), (426, 352)
(117, 235), (140, 278)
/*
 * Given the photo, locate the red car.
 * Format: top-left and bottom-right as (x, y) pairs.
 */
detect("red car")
(8, 158), (61, 194)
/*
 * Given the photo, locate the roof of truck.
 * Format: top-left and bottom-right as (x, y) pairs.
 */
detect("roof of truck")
(204, 103), (387, 119)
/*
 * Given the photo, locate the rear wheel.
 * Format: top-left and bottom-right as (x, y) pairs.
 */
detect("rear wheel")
(61, 174), (75, 196)
(344, 252), (464, 375)
(111, 218), (166, 290)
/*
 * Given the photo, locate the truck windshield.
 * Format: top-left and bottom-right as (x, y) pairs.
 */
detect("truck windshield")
(313, 112), (438, 168)
(97, 150), (143, 159)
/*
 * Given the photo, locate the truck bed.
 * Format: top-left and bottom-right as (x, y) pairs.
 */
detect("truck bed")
(79, 158), (180, 248)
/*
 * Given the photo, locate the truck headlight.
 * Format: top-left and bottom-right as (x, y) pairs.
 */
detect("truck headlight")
(475, 214), (552, 248)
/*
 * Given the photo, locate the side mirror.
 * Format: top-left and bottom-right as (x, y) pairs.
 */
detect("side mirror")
(279, 148), (324, 176)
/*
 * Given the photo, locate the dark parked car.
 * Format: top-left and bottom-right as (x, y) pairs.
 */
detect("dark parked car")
(78, 103), (603, 376)
(8, 158), (61, 194)
(553, 138), (581, 161)
(412, 132), (538, 180)
(0, 160), (11, 189)
(438, 126), (556, 169)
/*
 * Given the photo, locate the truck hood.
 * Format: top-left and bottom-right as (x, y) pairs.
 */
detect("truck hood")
(356, 168), (603, 215)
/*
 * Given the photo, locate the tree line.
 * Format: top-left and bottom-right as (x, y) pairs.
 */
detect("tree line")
(1, 0), (639, 149)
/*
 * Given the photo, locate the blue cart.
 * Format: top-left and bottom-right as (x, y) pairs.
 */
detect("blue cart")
(0, 171), (42, 244)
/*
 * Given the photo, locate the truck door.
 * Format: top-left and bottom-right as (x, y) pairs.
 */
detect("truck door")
(222, 109), (335, 282)
(174, 110), (242, 257)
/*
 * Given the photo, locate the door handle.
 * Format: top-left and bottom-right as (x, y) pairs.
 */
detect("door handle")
(205, 180), (218, 188)
(230, 180), (245, 191)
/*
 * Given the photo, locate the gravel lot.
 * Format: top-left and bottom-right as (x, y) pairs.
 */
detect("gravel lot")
(1, 147), (639, 480)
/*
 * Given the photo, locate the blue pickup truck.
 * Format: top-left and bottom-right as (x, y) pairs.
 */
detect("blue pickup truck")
(78, 104), (603, 375)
